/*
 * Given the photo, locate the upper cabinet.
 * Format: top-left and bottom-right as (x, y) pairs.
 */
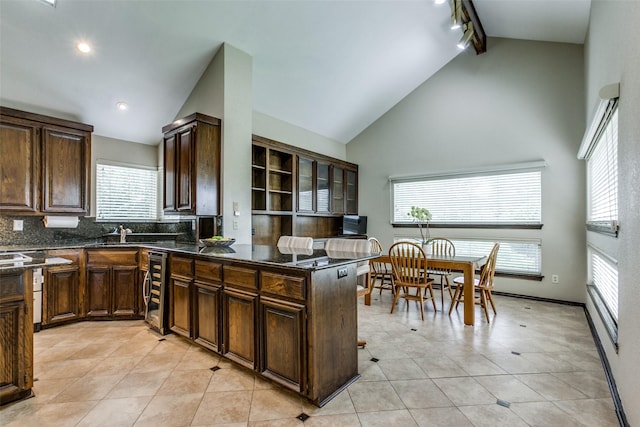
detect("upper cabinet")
(252, 137), (294, 213)
(162, 113), (221, 216)
(0, 107), (92, 215)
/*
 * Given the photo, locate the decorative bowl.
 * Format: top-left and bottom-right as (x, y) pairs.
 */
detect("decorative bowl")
(199, 238), (236, 247)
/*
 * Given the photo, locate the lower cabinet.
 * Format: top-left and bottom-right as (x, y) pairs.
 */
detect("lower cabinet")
(193, 258), (222, 352)
(222, 287), (258, 369)
(169, 255), (194, 338)
(44, 265), (80, 324)
(0, 269), (33, 406)
(85, 249), (139, 319)
(260, 297), (306, 392)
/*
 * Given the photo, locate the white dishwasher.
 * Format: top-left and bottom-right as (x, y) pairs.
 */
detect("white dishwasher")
(33, 267), (43, 332)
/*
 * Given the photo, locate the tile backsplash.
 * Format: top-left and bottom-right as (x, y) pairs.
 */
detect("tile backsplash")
(0, 215), (198, 247)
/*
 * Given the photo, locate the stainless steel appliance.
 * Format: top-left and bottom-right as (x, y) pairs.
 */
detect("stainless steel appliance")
(143, 251), (168, 334)
(33, 267), (43, 332)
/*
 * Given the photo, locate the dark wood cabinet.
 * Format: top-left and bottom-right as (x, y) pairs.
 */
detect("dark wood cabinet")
(260, 297), (306, 392)
(222, 287), (258, 370)
(193, 259), (222, 352)
(85, 249), (139, 319)
(168, 255), (194, 338)
(44, 249), (84, 326)
(0, 107), (92, 215)
(162, 113), (221, 216)
(44, 265), (80, 324)
(0, 269), (33, 406)
(251, 135), (358, 244)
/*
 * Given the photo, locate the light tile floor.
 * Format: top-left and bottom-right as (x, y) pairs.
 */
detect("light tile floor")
(0, 291), (620, 426)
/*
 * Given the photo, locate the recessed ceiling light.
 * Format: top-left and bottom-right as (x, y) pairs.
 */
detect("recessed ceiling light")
(39, 0), (56, 7)
(116, 102), (129, 111)
(77, 42), (91, 53)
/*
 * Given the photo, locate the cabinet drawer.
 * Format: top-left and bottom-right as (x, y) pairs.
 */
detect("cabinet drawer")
(170, 255), (194, 278)
(86, 249), (137, 266)
(223, 266), (257, 290)
(47, 249), (81, 266)
(195, 259), (222, 282)
(260, 272), (306, 301)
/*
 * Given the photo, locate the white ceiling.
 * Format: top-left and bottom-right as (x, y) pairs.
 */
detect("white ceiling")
(0, 0), (591, 145)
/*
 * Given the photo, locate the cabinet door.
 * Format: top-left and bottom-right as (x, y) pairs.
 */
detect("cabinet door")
(316, 162), (331, 214)
(86, 267), (111, 317)
(193, 281), (221, 352)
(0, 116), (38, 212)
(176, 127), (195, 212)
(223, 288), (257, 369)
(0, 300), (30, 405)
(297, 157), (314, 212)
(112, 266), (138, 317)
(346, 169), (358, 215)
(332, 166), (345, 214)
(260, 297), (306, 392)
(44, 266), (80, 325)
(41, 126), (89, 214)
(163, 133), (177, 212)
(170, 276), (192, 338)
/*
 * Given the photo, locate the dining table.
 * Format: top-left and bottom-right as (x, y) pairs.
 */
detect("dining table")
(367, 253), (487, 326)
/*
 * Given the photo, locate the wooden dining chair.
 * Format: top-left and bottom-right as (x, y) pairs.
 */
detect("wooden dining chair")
(427, 237), (455, 309)
(449, 242), (500, 322)
(388, 241), (436, 320)
(368, 237), (394, 299)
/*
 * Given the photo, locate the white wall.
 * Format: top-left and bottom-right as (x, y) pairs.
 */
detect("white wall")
(90, 134), (158, 217)
(585, 1), (640, 423)
(175, 43), (253, 244)
(253, 111), (346, 160)
(346, 38), (586, 302)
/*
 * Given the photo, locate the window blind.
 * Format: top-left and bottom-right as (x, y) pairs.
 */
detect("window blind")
(96, 163), (158, 220)
(590, 249), (618, 321)
(393, 236), (541, 275)
(391, 169), (542, 225)
(587, 109), (618, 230)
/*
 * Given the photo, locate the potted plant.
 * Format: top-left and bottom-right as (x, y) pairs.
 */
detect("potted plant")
(407, 206), (432, 250)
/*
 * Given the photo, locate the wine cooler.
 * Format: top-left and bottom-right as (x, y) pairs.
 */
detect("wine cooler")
(143, 251), (168, 334)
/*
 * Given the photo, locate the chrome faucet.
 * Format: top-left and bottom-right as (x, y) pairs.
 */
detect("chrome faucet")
(119, 225), (127, 243)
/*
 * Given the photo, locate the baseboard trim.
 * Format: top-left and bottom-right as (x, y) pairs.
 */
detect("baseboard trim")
(493, 291), (628, 426)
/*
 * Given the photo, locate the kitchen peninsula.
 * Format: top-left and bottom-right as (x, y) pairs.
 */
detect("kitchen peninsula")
(0, 243), (376, 407)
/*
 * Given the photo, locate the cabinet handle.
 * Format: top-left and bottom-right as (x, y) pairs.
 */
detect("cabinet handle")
(142, 270), (151, 306)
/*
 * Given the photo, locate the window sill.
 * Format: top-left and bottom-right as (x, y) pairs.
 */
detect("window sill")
(393, 223), (543, 230)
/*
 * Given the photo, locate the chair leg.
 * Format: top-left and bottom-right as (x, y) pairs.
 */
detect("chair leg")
(429, 285), (436, 312)
(390, 287), (401, 314)
(419, 288), (425, 320)
(449, 285), (461, 315)
(440, 277), (445, 311)
(487, 289), (497, 314)
(445, 275), (453, 298)
(480, 289), (490, 323)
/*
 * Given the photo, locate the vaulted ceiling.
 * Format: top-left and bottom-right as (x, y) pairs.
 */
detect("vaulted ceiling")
(0, 0), (591, 145)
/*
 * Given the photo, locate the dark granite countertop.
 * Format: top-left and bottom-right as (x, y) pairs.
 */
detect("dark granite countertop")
(0, 242), (379, 271)
(0, 251), (72, 272)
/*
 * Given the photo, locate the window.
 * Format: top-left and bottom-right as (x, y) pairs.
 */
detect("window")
(393, 236), (542, 276)
(96, 162), (158, 221)
(390, 163), (543, 227)
(586, 108), (619, 235)
(589, 248), (618, 320)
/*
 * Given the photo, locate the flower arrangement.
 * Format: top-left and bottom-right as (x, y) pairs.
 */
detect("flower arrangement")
(407, 206), (432, 244)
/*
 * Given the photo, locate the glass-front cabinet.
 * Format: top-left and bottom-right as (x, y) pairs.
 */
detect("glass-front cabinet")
(346, 169), (357, 214)
(332, 167), (345, 214)
(317, 162), (330, 213)
(297, 157), (314, 212)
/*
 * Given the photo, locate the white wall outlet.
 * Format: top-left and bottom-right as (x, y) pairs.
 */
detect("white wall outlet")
(13, 220), (23, 231)
(233, 220), (238, 230)
(551, 274), (559, 284)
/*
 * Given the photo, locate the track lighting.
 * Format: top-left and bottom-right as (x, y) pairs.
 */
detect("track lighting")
(457, 22), (474, 49)
(450, 0), (462, 30)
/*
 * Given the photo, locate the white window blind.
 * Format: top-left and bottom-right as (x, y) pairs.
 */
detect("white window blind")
(96, 163), (158, 220)
(391, 167), (542, 225)
(393, 236), (541, 275)
(590, 249), (618, 320)
(587, 108), (618, 230)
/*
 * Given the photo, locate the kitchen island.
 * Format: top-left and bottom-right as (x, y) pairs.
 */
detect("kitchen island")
(158, 243), (376, 407)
